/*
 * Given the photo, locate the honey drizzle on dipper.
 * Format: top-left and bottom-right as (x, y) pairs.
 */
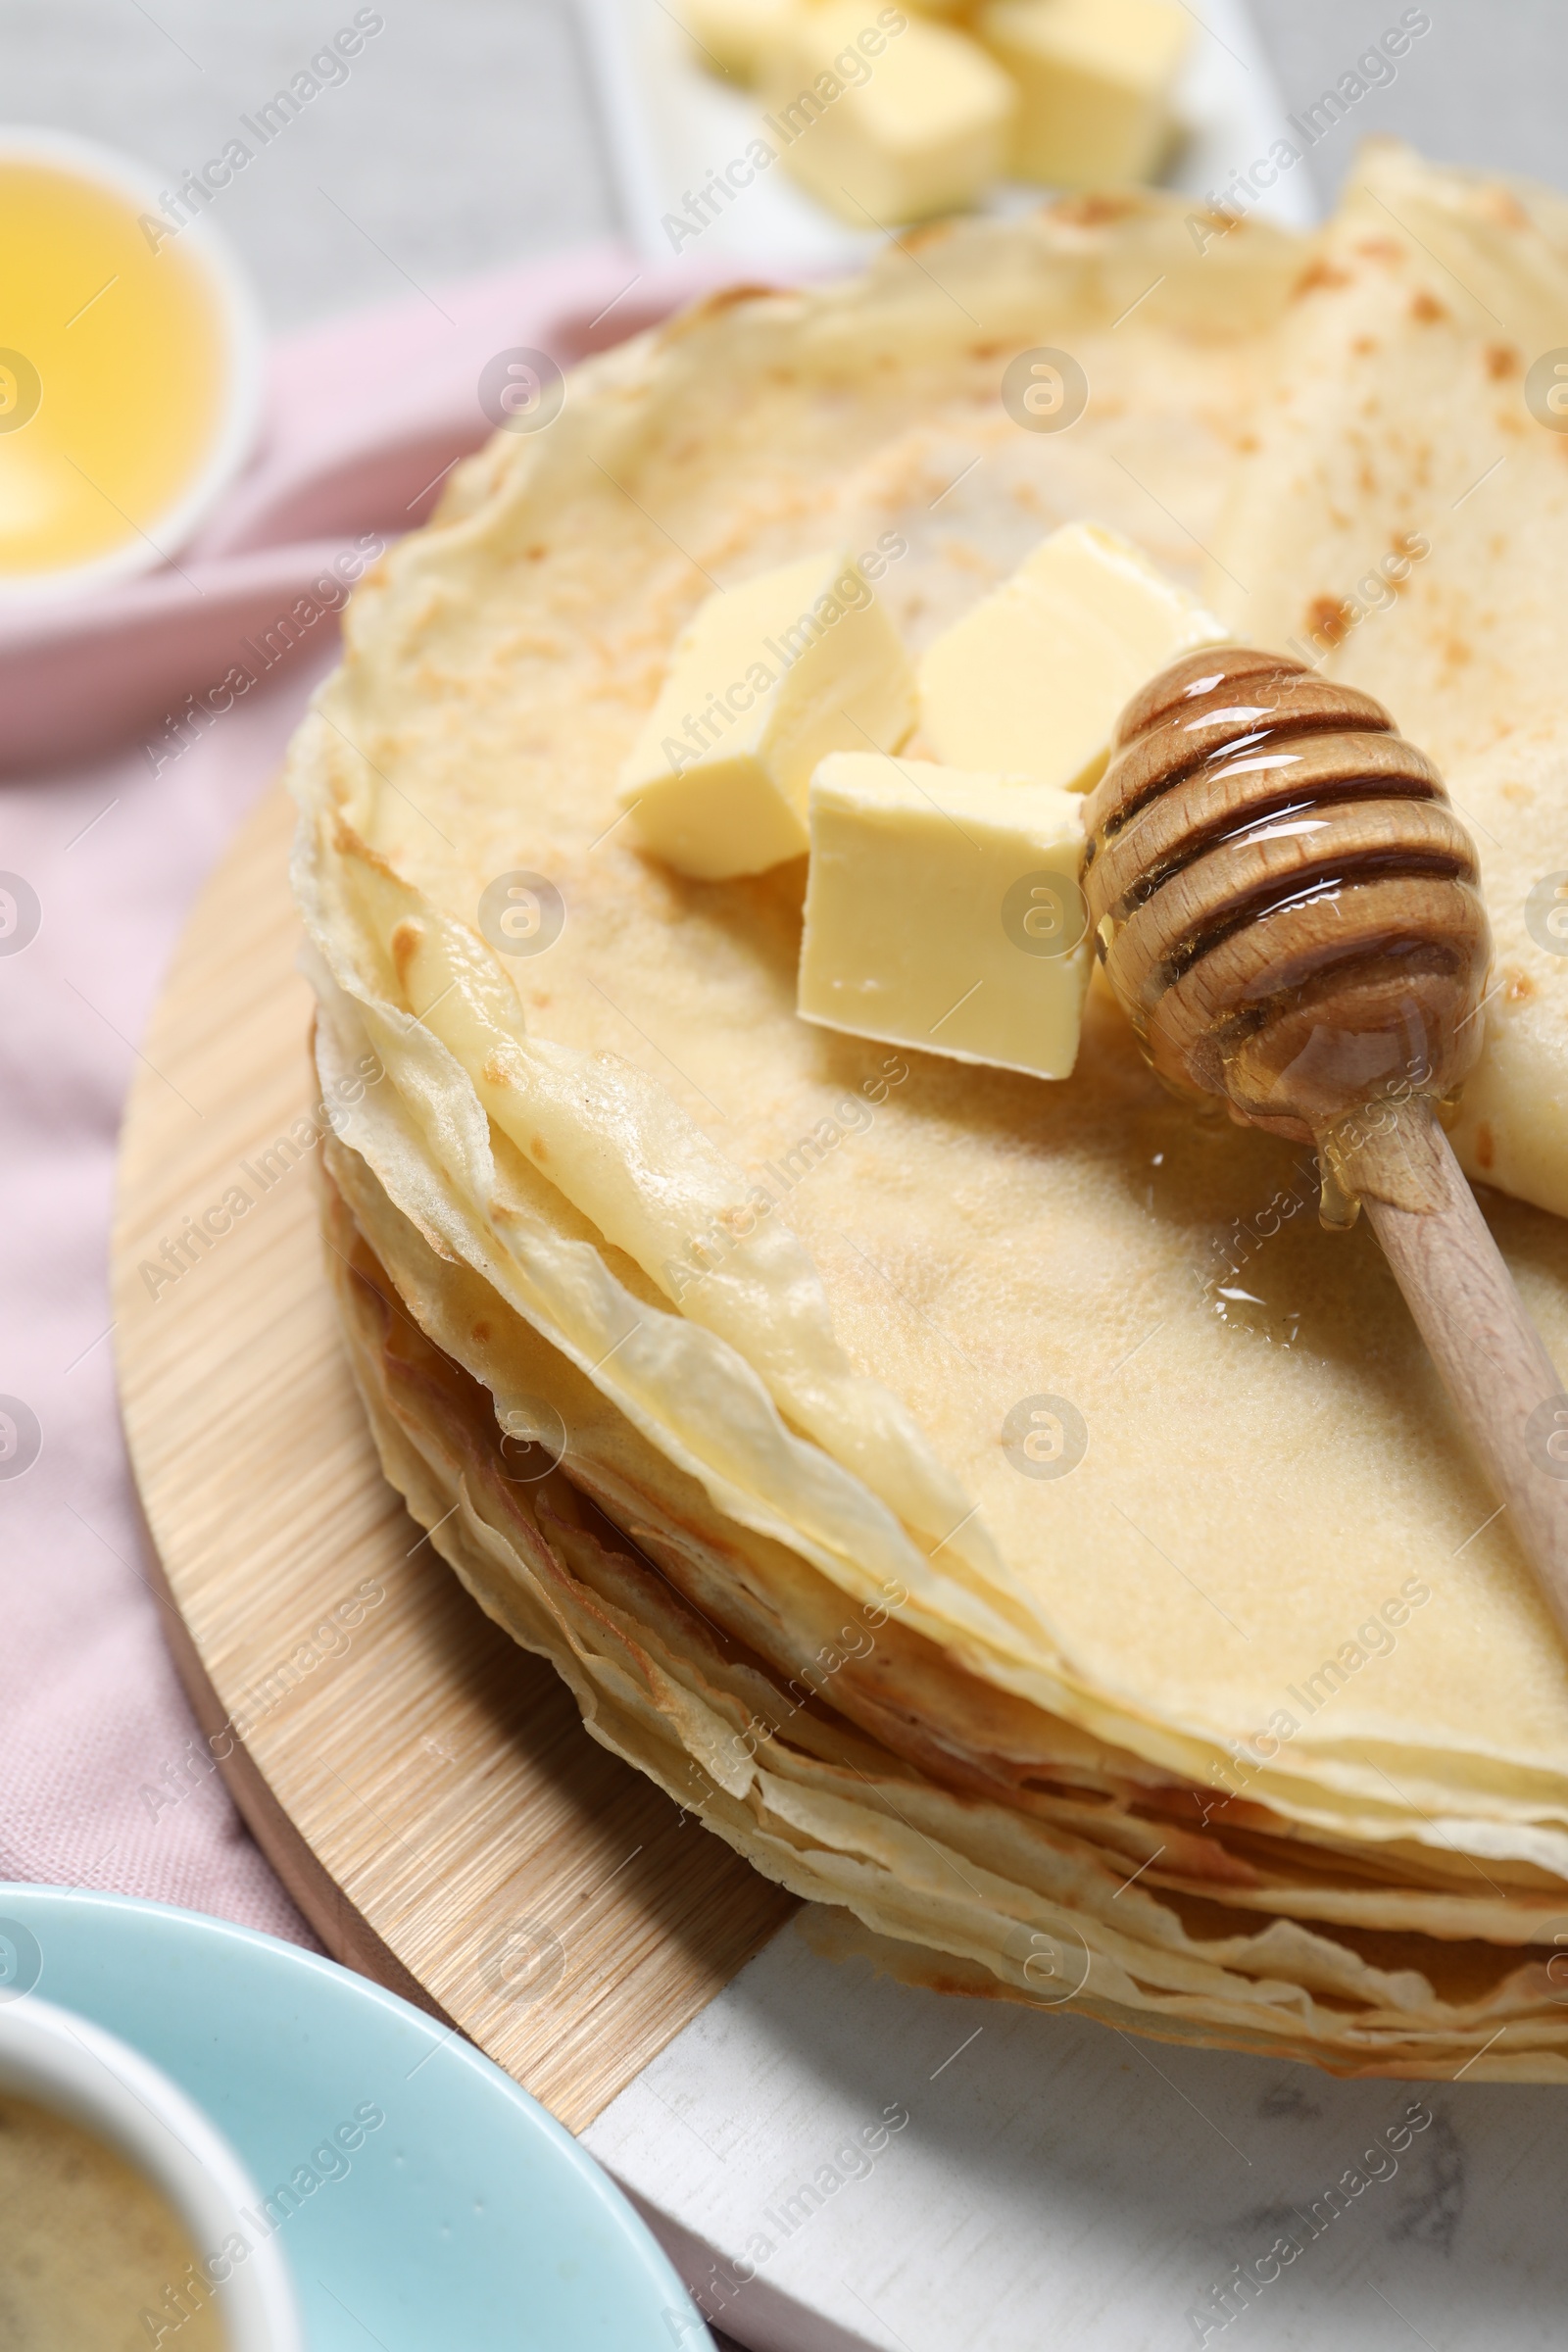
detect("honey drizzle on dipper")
(1086, 646), (1568, 1650)
(1083, 646), (1492, 1205)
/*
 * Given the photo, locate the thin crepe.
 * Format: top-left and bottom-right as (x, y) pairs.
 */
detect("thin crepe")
(318, 1149), (1568, 2078)
(288, 156), (1568, 2065)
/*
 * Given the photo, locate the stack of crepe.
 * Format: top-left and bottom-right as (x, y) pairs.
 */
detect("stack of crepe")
(288, 142), (1568, 2079)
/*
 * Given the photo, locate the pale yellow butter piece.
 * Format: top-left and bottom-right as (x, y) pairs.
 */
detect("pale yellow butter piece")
(677, 0), (800, 85)
(978, 0), (1190, 186)
(618, 551), (915, 880)
(766, 5), (1014, 225)
(798, 753), (1091, 1079)
(918, 520), (1227, 794)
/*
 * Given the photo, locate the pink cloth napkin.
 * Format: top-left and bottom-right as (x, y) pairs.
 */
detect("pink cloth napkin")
(0, 240), (750, 1945)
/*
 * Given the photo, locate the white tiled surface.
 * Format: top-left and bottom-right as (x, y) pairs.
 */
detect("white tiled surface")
(8, 1), (1568, 325)
(1, 0), (616, 325)
(1246, 0), (1568, 211)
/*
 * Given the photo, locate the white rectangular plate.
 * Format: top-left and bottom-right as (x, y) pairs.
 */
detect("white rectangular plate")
(577, 0), (1319, 270)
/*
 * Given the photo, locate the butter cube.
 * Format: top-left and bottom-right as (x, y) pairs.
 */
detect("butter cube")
(978, 0), (1190, 186)
(798, 754), (1091, 1079)
(618, 551), (915, 880)
(766, 6), (1015, 225)
(677, 0), (799, 84)
(918, 521), (1226, 795)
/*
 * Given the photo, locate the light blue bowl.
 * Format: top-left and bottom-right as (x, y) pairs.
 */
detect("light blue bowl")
(0, 1884), (710, 2350)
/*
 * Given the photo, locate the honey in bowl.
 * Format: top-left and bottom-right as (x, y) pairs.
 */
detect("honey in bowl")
(0, 2091), (224, 2346)
(0, 134), (260, 595)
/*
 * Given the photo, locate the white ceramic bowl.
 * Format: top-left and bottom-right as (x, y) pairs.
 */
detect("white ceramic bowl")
(0, 1991), (304, 2351)
(0, 124), (264, 604)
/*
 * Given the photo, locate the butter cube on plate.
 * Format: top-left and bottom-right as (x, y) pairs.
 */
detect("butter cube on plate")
(677, 0), (800, 84)
(618, 550), (915, 880)
(767, 5), (1015, 225)
(918, 520), (1226, 796)
(798, 753), (1091, 1079)
(978, 0), (1191, 186)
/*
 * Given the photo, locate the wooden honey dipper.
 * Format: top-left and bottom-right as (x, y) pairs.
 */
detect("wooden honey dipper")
(1083, 643), (1568, 1635)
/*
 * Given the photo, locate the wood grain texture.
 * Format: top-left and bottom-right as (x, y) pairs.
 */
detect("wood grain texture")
(111, 780), (794, 2132)
(1085, 645), (1491, 1138)
(1358, 1100), (1568, 1646)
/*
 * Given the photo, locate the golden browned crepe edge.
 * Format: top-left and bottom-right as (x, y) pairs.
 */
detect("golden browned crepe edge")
(316, 1134), (1568, 2080)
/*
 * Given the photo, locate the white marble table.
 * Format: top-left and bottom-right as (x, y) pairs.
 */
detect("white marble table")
(588, 1912), (1565, 2351)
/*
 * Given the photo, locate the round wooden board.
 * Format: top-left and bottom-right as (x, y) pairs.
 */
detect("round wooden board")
(111, 780), (794, 2134)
